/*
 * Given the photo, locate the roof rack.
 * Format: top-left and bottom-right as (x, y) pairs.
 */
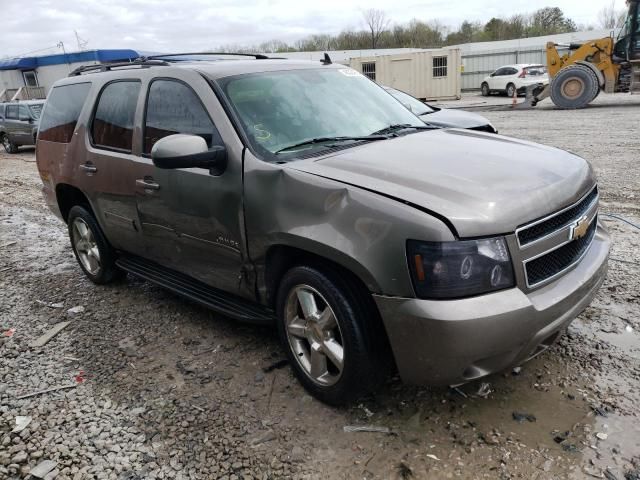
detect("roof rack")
(140, 52), (271, 61)
(68, 59), (170, 77)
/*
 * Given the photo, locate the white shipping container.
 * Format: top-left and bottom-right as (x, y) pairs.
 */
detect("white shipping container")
(349, 48), (462, 101)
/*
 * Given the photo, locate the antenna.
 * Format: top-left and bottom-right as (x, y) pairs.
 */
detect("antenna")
(75, 31), (89, 51)
(321, 53), (332, 65)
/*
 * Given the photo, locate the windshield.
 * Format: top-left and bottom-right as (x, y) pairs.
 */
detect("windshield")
(28, 103), (44, 119)
(218, 68), (425, 159)
(385, 88), (434, 116)
(524, 66), (547, 76)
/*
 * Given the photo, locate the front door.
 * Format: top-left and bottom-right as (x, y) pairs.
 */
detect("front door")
(5, 104), (31, 144)
(135, 74), (245, 296)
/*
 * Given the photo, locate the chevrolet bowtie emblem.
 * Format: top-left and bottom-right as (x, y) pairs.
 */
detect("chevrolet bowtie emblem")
(572, 216), (590, 240)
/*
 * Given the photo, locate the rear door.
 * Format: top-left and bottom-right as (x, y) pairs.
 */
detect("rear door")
(134, 72), (245, 294)
(78, 79), (151, 257)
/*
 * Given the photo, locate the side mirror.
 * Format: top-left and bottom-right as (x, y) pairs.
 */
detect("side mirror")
(151, 134), (227, 176)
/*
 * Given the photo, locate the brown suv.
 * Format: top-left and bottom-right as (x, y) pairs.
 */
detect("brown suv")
(36, 55), (609, 405)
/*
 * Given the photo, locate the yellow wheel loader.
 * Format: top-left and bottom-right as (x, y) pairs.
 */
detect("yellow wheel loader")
(531, 0), (640, 108)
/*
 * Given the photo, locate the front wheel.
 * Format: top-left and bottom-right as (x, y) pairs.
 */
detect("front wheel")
(276, 266), (387, 405)
(68, 205), (123, 284)
(2, 134), (18, 154)
(550, 65), (600, 109)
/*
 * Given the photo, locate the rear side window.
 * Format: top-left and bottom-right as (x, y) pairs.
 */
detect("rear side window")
(524, 66), (547, 76)
(143, 79), (221, 155)
(39, 83), (91, 143)
(91, 81), (140, 152)
(6, 105), (18, 120)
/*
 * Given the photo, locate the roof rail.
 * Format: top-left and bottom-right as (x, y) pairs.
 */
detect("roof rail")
(68, 59), (170, 77)
(140, 52), (271, 61)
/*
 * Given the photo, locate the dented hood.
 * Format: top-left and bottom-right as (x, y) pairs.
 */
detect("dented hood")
(288, 129), (595, 238)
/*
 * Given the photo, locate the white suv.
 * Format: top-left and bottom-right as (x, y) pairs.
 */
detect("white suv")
(481, 64), (549, 97)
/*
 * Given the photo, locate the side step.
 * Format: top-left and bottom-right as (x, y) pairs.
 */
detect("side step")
(116, 255), (276, 325)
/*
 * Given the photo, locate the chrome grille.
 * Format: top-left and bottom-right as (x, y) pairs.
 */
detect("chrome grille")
(516, 185), (599, 289)
(524, 217), (597, 287)
(517, 186), (598, 247)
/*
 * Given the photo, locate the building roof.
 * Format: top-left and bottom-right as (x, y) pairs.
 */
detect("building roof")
(451, 29), (617, 54)
(0, 49), (142, 71)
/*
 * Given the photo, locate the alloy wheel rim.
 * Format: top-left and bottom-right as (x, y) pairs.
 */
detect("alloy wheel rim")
(284, 285), (345, 386)
(72, 218), (101, 275)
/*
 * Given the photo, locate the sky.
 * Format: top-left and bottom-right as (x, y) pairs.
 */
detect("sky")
(1, 0), (608, 58)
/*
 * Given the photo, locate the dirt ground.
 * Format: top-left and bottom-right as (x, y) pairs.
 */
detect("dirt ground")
(1, 93), (639, 480)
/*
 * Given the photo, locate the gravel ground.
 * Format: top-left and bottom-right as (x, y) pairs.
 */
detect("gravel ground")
(1, 93), (639, 479)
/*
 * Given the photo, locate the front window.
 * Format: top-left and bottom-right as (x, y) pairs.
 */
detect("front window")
(218, 68), (424, 160)
(386, 88), (434, 116)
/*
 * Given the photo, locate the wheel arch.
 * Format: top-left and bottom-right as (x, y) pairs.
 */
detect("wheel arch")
(574, 61), (605, 87)
(55, 183), (95, 223)
(261, 242), (381, 311)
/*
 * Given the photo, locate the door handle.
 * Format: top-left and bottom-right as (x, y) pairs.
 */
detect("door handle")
(79, 163), (97, 174)
(136, 178), (161, 191)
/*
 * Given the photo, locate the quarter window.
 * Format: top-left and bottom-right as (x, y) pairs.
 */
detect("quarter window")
(39, 83), (91, 143)
(144, 80), (220, 155)
(91, 81), (140, 152)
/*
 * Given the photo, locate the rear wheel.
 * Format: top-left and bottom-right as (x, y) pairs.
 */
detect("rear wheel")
(1, 134), (18, 154)
(506, 83), (516, 98)
(481, 83), (490, 97)
(68, 205), (123, 284)
(550, 65), (600, 109)
(276, 265), (387, 405)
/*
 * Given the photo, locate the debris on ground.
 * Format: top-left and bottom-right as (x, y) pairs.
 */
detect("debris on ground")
(596, 432), (609, 440)
(29, 459), (58, 478)
(2, 327), (16, 337)
(16, 384), (77, 400)
(425, 454), (441, 461)
(474, 382), (492, 398)
(343, 425), (391, 434)
(67, 305), (85, 315)
(29, 321), (70, 348)
(512, 412), (537, 423)
(11, 415), (32, 433)
(512, 366), (522, 375)
(35, 300), (64, 308)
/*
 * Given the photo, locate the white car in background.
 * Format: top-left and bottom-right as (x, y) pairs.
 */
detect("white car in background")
(481, 64), (549, 97)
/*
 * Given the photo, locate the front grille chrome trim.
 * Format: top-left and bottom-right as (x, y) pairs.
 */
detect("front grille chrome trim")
(522, 215), (598, 289)
(515, 186), (599, 249)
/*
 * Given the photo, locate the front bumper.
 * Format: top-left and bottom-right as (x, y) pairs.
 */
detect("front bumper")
(374, 224), (610, 386)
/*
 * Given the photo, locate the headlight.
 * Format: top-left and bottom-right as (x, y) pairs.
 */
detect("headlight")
(407, 237), (515, 299)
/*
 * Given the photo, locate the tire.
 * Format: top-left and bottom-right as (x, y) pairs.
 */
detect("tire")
(506, 83), (516, 98)
(276, 265), (388, 405)
(67, 205), (123, 284)
(1, 134), (18, 154)
(481, 83), (490, 97)
(550, 65), (600, 109)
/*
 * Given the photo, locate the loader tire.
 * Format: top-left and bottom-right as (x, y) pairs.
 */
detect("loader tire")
(550, 65), (600, 109)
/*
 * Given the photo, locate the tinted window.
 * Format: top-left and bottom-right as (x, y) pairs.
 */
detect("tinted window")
(19, 105), (29, 119)
(92, 81), (140, 152)
(144, 80), (220, 154)
(508, 68), (519, 75)
(39, 83), (91, 143)
(6, 105), (18, 120)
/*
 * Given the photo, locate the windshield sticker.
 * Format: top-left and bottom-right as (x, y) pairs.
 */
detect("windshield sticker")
(339, 69), (361, 77)
(254, 124), (271, 141)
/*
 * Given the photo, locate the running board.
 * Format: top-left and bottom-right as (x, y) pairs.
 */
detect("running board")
(116, 255), (275, 325)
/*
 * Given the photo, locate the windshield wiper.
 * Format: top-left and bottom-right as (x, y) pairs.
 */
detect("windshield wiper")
(274, 135), (388, 155)
(371, 123), (436, 135)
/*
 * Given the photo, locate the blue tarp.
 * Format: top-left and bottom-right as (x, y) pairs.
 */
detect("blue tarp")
(0, 49), (142, 71)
